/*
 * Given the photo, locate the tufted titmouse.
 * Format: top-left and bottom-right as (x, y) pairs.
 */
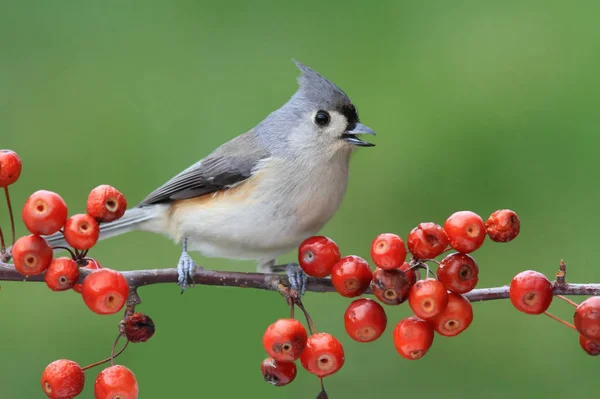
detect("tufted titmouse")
(45, 60), (375, 291)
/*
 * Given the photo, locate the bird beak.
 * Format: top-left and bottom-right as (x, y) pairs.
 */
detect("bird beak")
(342, 123), (376, 147)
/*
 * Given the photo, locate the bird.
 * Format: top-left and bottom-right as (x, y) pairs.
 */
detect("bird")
(44, 60), (376, 292)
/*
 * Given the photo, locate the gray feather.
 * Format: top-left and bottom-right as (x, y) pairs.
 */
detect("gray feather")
(137, 131), (269, 206)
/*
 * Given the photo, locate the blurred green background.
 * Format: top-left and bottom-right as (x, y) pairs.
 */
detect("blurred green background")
(1, 0), (600, 398)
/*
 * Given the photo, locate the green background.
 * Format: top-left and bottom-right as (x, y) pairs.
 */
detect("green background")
(1, 1), (599, 398)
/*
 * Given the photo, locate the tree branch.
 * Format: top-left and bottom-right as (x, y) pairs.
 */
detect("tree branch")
(1, 260), (599, 302)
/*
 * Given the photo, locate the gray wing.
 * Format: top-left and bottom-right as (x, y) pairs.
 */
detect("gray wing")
(138, 131), (269, 207)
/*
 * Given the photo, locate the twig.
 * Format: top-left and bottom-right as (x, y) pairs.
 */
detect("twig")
(0, 260), (598, 302)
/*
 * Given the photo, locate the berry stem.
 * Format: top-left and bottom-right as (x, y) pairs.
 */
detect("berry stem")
(52, 246), (77, 260)
(295, 299), (317, 335)
(111, 333), (122, 366)
(318, 378), (328, 399)
(81, 339), (129, 371)
(3, 186), (16, 246)
(543, 311), (576, 330)
(556, 295), (578, 308)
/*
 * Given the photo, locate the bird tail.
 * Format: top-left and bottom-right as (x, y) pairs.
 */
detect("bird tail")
(43, 207), (156, 250)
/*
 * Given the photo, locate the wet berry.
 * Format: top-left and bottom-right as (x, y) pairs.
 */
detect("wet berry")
(370, 233), (407, 270)
(370, 267), (412, 305)
(408, 278), (449, 319)
(87, 185), (127, 223)
(331, 255), (372, 297)
(407, 222), (449, 259)
(300, 333), (345, 378)
(430, 292), (473, 337)
(486, 209), (520, 242)
(344, 298), (387, 342)
(262, 318), (308, 362)
(392, 316), (434, 360)
(444, 211), (486, 253)
(0, 149), (22, 187)
(437, 253), (479, 294)
(298, 236), (341, 278)
(64, 214), (100, 250)
(12, 234), (53, 276)
(41, 359), (84, 399)
(45, 257), (79, 291)
(509, 270), (553, 315)
(81, 268), (129, 315)
(574, 296), (600, 341)
(261, 357), (297, 387)
(94, 365), (138, 399)
(22, 190), (68, 235)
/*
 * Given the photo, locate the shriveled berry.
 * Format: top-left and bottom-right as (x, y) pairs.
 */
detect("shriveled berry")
(579, 334), (600, 356)
(64, 214), (100, 250)
(430, 292), (473, 337)
(45, 257), (79, 291)
(12, 234), (53, 276)
(87, 185), (127, 223)
(370, 233), (407, 270)
(124, 312), (156, 343)
(41, 359), (85, 399)
(399, 262), (416, 285)
(344, 298), (387, 342)
(437, 253), (479, 294)
(408, 278), (449, 319)
(509, 270), (553, 315)
(444, 211), (486, 253)
(486, 209), (520, 243)
(0, 149), (22, 187)
(298, 236), (341, 278)
(370, 267), (412, 305)
(407, 222), (449, 259)
(22, 190), (68, 235)
(574, 296), (600, 341)
(392, 316), (434, 360)
(94, 365), (138, 399)
(262, 319), (308, 362)
(81, 268), (129, 315)
(73, 258), (101, 294)
(331, 255), (372, 297)
(300, 333), (345, 378)
(261, 357), (297, 387)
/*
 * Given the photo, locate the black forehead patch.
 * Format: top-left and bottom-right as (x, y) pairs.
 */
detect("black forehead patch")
(340, 102), (359, 128)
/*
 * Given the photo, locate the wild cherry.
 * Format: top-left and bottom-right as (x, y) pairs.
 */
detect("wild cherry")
(0, 149), (22, 187)
(408, 278), (449, 319)
(437, 252), (479, 294)
(22, 190), (68, 235)
(81, 268), (129, 314)
(300, 333), (345, 378)
(298, 236), (341, 278)
(41, 359), (84, 399)
(64, 214), (100, 250)
(45, 257), (79, 291)
(509, 270), (553, 315)
(407, 222), (449, 259)
(444, 211), (486, 253)
(430, 292), (473, 337)
(344, 298), (387, 342)
(12, 234), (53, 276)
(486, 209), (520, 243)
(261, 357), (297, 387)
(94, 365), (139, 399)
(574, 296), (600, 341)
(262, 318), (308, 362)
(370, 233), (407, 270)
(87, 185), (127, 223)
(331, 255), (372, 297)
(392, 316), (434, 360)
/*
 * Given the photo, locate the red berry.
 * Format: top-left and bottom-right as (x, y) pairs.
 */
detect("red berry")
(370, 233), (407, 270)
(399, 262), (416, 285)
(94, 365), (139, 399)
(298, 236), (341, 278)
(344, 298), (387, 342)
(408, 278), (449, 319)
(370, 267), (412, 305)
(45, 257), (79, 291)
(509, 270), (553, 315)
(579, 334), (600, 356)
(430, 292), (473, 337)
(574, 296), (600, 341)
(437, 253), (479, 294)
(22, 190), (68, 235)
(407, 222), (449, 259)
(392, 316), (434, 360)
(12, 234), (53, 276)
(486, 209), (520, 243)
(124, 312), (156, 343)
(41, 359), (85, 399)
(262, 319), (308, 362)
(64, 214), (100, 250)
(300, 333), (345, 378)
(81, 268), (129, 314)
(444, 211), (486, 253)
(0, 149), (22, 187)
(261, 357), (297, 387)
(87, 185), (128, 223)
(73, 258), (102, 294)
(331, 255), (372, 297)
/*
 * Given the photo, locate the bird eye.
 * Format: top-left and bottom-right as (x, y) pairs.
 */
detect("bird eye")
(314, 110), (330, 126)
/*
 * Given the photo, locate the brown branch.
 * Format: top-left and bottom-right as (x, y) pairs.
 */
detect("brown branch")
(0, 260), (598, 302)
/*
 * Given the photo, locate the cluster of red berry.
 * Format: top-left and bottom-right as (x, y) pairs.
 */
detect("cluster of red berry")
(1, 149), (146, 398)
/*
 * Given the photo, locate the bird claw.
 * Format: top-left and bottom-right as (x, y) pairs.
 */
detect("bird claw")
(286, 263), (307, 296)
(177, 251), (196, 294)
